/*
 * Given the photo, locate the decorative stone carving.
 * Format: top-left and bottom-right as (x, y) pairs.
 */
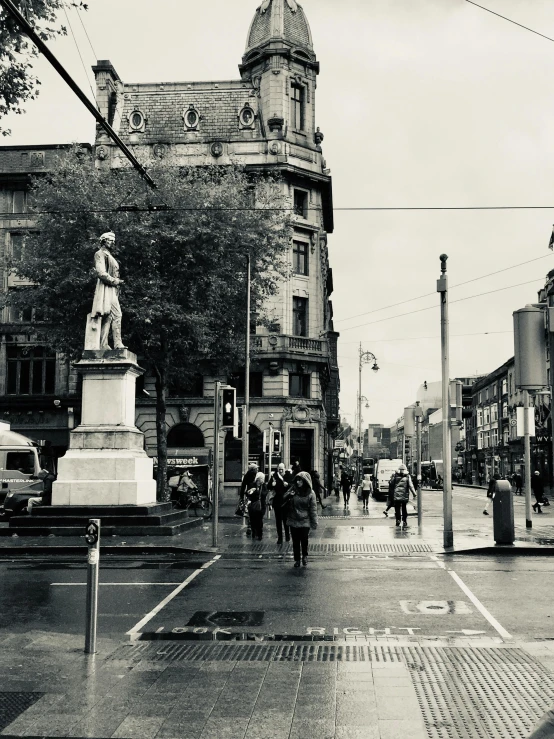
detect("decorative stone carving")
(238, 103), (255, 129)
(267, 115), (285, 134)
(183, 106), (200, 131)
(179, 406), (191, 423)
(269, 141), (281, 155)
(210, 141), (224, 158)
(96, 145), (108, 160)
(314, 127), (324, 146)
(30, 151), (45, 167)
(153, 143), (166, 159)
(292, 403), (312, 423)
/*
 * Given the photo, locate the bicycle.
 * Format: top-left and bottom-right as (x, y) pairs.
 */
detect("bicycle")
(178, 489), (213, 518)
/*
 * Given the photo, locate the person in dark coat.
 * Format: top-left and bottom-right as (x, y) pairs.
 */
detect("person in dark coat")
(532, 471), (544, 513)
(310, 469), (326, 509)
(240, 462), (259, 536)
(483, 473), (500, 515)
(269, 462), (290, 544)
(283, 471), (318, 567)
(513, 472), (523, 495)
(340, 468), (351, 507)
(246, 472), (267, 540)
(27, 469), (57, 514)
(392, 465), (416, 528)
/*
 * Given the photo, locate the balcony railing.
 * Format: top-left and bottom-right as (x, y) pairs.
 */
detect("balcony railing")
(251, 334), (326, 355)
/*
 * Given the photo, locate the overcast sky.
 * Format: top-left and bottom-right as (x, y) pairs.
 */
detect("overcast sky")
(3, 0), (554, 430)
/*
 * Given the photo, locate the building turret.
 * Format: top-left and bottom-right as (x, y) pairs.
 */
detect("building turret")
(240, 0), (320, 148)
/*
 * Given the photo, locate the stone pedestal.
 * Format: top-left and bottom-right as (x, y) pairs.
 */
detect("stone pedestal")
(52, 348), (156, 506)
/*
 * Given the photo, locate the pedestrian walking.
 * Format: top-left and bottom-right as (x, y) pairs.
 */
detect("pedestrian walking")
(333, 470), (341, 499)
(240, 461), (259, 536)
(246, 472), (267, 540)
(268, 462), (290, 544)
(283, 471), (317, 567)
(483, 473), (500, 515)
(291, 459), (302, 476)
(391, 464), (416, 529)
(310, 469), (327, 509)
(532, 471), (544, 514)
(514, 472), (523, 495)
(340, 467), (351, 507)
(383, 472), (396, 517)
(358, 473), (373, 510)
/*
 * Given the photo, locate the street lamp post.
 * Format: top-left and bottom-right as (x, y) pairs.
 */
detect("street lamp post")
(358, 344), (379, 481)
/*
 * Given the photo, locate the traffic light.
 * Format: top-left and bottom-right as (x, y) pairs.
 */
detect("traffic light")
(221, 387), (236, 428)
(450, 380), (463, 425)
(272, 430), (282, 455)
(461, 384), (474, 420)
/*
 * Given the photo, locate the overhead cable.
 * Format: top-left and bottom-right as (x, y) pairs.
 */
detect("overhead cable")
(465, 0), (554, 44)
(336, 254), (553, 324)
(339, 278), (543, 332)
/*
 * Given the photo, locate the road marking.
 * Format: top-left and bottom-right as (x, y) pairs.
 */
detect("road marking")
(50, 582), (179, 586)
(126, 554), (221, 640)
(448, 570), (512, 640)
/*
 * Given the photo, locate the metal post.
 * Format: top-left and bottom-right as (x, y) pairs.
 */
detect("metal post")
(358, 344), (362, 482)
(524, 389), (532, 529)
(438, 254), (453, 548)
(415, 402), (423, 528)
(84, 519), (100, 655)
(212, 382), (221, 547)
(242, 255), (251, 476)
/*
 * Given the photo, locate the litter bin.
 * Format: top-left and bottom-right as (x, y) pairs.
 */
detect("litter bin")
(492, 480), (514, 545)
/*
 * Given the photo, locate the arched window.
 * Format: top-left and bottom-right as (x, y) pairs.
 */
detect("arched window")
(167, 423), (204, 448)
(224, 425), (263, 482)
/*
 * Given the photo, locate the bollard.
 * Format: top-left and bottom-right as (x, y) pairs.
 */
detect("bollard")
(492, 481), (514, 545)
(84, 519), (100, 654)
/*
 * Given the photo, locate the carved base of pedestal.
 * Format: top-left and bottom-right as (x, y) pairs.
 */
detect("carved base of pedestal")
(53, 449), (156, 506)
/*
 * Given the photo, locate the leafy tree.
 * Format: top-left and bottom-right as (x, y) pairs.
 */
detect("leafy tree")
(8, 151), (291, 498)
(0, 0), (87, 136)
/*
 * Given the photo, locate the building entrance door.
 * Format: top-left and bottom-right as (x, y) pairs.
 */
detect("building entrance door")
(289, 428), (314, 474)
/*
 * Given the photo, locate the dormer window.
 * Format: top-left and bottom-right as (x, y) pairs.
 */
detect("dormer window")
(291, 82), (305, 131)
(128, 109), (146, 133)
(183, 106), (200, 131)
(239, 104), (255, 129)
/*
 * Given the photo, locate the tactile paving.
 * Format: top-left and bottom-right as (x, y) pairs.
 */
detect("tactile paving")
(226, 542), (432, 554)
(0, 692), (43, 731)
(402, 646), (554, 739)
(110, 642), (404, 663)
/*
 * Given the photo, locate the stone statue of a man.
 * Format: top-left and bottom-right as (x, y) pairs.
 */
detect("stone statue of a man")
(90, 231), (126, 350)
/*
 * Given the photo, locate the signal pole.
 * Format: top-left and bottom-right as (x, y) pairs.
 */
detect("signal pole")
(415, 402), (423, 528)
(212, 382), (221, 548)
(437, 254), (453, 548)
(242, 254), (251, 476)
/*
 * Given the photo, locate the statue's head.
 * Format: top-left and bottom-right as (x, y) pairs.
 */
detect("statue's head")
(99, 231), (115, 247)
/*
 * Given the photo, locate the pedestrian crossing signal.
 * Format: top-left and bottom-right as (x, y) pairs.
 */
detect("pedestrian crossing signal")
(272, 430), (282, 454)
(221, 387), (236, 428)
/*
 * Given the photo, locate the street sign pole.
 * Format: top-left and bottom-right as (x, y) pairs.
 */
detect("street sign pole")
(268, 423), (273, 482)
(524, 389), (532, 529)
(84, 519), (100, 655)
(212, 382), (221, 547)
(415, 402), (423, 528)
(437, 254), (453, 549)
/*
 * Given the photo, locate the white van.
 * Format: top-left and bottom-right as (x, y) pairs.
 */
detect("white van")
(373, 459), (403, 499)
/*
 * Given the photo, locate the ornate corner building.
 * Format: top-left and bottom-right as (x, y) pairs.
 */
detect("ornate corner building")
(0, 0), (340, 496)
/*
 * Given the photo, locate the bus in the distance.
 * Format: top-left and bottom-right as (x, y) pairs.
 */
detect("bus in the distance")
(362, 458), (375, 477)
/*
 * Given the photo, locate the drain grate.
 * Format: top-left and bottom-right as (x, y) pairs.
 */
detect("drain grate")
(109, 642), (404, 663)
(0, 693), (43, 731)
(226, 542), (432, 554)
(402, 647), (554, 739)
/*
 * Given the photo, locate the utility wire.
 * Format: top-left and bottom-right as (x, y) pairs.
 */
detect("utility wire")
(339, 330), (512, 346)
(25, 205), (554, 214)
(62, 3), (97, 104)
(465, 0), (554, 45)
(336, 254), (553, 324)
(340, 278), (543, 333)
(74, 4), (97, 60)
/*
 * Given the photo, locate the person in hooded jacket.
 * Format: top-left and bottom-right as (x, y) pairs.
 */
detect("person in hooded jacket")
(283, 471), (318, 567)
(392, 465), (416, 529)
(246, 471), (267, 540)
